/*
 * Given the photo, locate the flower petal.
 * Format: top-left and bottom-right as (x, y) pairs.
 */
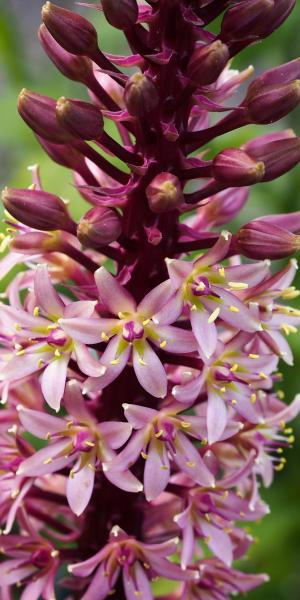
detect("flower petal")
(95, 267), (136, 314)
(144, 438), (170, 501)
(64, 379), (95, 423)
(59, 317), (118, 344)
(74, 342), (106, 377)
(34, 264), (65, 317)
(67, 457), (95, 516)
(17, 406), (64, 438)
(17, 440), (71, 476)
(190, 309), (218, 360)
(133, 342), (167, 398)
(97, 421), (132, 449)
(104, 467), (143, 493)
(137, 280), (173, 317)
(153, 325), (198, 354)
(207, 390), (228, 444)
(83, 337), (130, 395)
(201, 520), (233, 566)
(64, 300), (97, 318)
(41, 355), (69, 411)
(123, 562), (153, 600)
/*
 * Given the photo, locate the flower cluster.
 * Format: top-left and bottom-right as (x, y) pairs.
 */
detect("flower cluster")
(1, 1), (300, 599)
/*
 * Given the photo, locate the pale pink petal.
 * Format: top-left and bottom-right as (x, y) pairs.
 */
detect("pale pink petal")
(34, 264), (65, 317)
(64, 300), (97, 318)
(0, 352), (45, 382)
(74, 342), (106, 377)
(153, 325), (198, 354)
(166, 258), (193, 289)
(172, 371), (206, 403)
(207, 390), (228, 444)
(59, 317), (118, 344)
(0, 304), (49, 332)
(104, 429), (146, 472)
(223, 261), (270, 287)
(201, 521), (233, 566)
(174, 432), (215, 487)
(95, 266), (136, 314)
(97, 421), (132, 449)
(20, 572), (47, 600)
(0, 560), (35, 586)
(208, 287), (262, 332)
(64, 379), (95, 423)
(195, 231), (232, 267)
(17, 440), (71, 476)
(123, 562), (152, 600)
(18, 406), (64, 438)
(153, 291), (184, 326)
(123, 404), (157, 429)
(133, 342), (167, 398)
(67, 457), (95, 516)
(265, 394), (300, 427)
(83, 337), (130, 395)
(144, 438), (170, 501)
(80, 563), (119, 600)
(41, 355), (69, 411)
(137, 280), (173, 317)
(190, 309), (218, 360)
(104, 468), (143, 493)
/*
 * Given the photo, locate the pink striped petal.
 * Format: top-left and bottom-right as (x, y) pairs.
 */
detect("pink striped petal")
(174, 432), (215, 487)
(18, 406), (64, 438)
(137, 280), (173, 317)
(74, 342), (106, 377)
(97, 421), (132, 449)
(104, 468), (143, 493)
(95, 267), (136, 314)
(201, 520), (233, 566)
(17, 440), (71, 476)
(67, 457), (95, 516)
(34, 264), (65, 317)
(152, 291), (184, 326)
(81, 564), (119, 600)
(59, 317), (118, 344)
(0, 304), (49, 332)
(195, 231), (232, 267)
(190, 309), (218, 360)
(64, 300), (97, 318)
(207, 390), (228, 444)
(166, 258), (193, 289)
(83, 337), (130, 395)
(0, 352), (45, 382)
(133, 343), (167, 398)
(41, 355), (69, 411)
(123, 404), (157, 429)
(144, 438), (170, 501)
(153, 325), (198, 354)
(223, 262), (270, 287)
(64, 379), (95, 423)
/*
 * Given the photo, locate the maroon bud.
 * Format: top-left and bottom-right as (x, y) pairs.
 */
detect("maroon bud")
(220, 0), (275, 42)
(245, 137), (300, 181)
(146, 173), (183, 214)
(38, 24), (93, 83)
(236, 221), (300, 259)
(42, 2), (99, 56)
(56, 98), (104, 140)
(18, 89), (73, 144)
(101, 0), (138, 29)
(2, 187), (76, 234)
(124, 73), (159, 117)
(36, 136), (83, 170)
(187, 41), (230, 86)
(77, 207), (122, 248)
(246, 81), (300, 124)
(212, 148), (265, 186)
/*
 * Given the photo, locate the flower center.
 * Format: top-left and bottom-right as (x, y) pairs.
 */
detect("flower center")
(31, 547), (52, 569)
(122, 320), (144, 343)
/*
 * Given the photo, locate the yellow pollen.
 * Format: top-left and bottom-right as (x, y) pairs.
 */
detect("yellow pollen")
(208, 308), (220, 324)
(251, 393), (257, 404)
(47, 324), (58, 330)
(143, 319), (150, 326)
(69, 469), (75, 479)
(228, 281), (248, 290)
(259, 371), (268, 380)
(141, 452), (149, 460)
(14, 323), (21, 331)
(196, 282), (206, 291)
(281, 323), (298, 335)
(45, 432), (52, 440)
(181, 421), (191, 428)
(231, 399), (237, 406)
(205, 513), (211, 522)
(230, 363), (239, 372)
(138, 358), (147, 366)
(54, 349), (61, 358)
(191, 304), (197, 311)
(277, 390), (285, 399)
(118, 312), (126, 319)
(161, 466), (169, 471)
(274, 463), (285, 472)
(229, 306), (240, 313)
(110, 358), (121, 365)
(284, 427), (293, 434)
(85, 441), (95, 447)
(249, 353), (260, 359)
(160, 340), (167, 349)
(277, 448), (283, 454)
(37, 359), (44, 368)
(16, 350), (25, 357)
(88, 463), (96, 472)
(33, 306), (40, 316)
(186, 461), (196, 468)
(220, 387), (226, 393)
(155, 429), (164, 438)
(101, 332), (109, 342)
(288, 435), (295, 444)
(218, 267), (225, 278)
(43, 458), (53, 465)
(11, 489), (20, 499)
(66, 420), (74, 428)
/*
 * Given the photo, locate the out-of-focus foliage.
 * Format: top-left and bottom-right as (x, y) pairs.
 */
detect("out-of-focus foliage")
(0, 2), (299, 598)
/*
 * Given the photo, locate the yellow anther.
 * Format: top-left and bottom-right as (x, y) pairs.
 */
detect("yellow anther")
(54, 349), (61, 358)
(220, 387), (226, 393)
(110, 358), (121, 365)
(101, 332), (109, 342)
(45, 432), (52, 440)
(186, 461), (196, 468)
(118, 312), (126, 319)
(277, 448), (283, 454)
(274, 463), (285, 472)
(231, 399), (237, 406)
(229, 305), (240, 313)
(43, 458), (53, 465)
(69, 469), (75, 479)
(230, 363), (239, 372)
(218, 267), (225, 278)
(37, 359), (44, 368)
(155, 429), (164, 438)
(228, 281), (248, 290)
(66, 420), (74, 428)
(160, 465), (169, 471)
(181, 421), (191, 429)
(138, 358), (147, 366)
(51, 550), (59, 558)
(191, 304), (197, 311)
(208, 307), (220, 324)
(10, 489), (20, 499)
(250, 393), (257, 404)
(47, 324), (58, 330)
(201, 438), (208, 446)
(88, 463), (96, 472)
(84, 441), (95, 448)
(14, 323), (21, 331)
(277, 390), (285, 399)
(160, 340), (167, 349)
(141, 452), (149, 460)
(205, 513), (211, 522)
(259, 371), (268, 380)
(288, 435), (295, 444)
(281, 323), (298, 335)
(249, 354), (260, 359)
(16, 350), (25, 356)
(284, 427), (293, 434)
(33, 306), (40, 316)
(142, 319), (150, 326)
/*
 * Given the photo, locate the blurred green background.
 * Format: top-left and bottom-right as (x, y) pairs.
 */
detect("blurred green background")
(0, 1), (300, 598)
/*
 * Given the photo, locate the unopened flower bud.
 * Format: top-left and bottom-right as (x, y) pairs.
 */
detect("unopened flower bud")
(246, 81), (300, 124)
(11, 231), (63, 254)
(187, 41), (230, 86)
(77, 207), (122, 248)
(244, 137), (300, 181)
(42, 2), (99, 56)
(56, 98), (104, 140)
(36, 137), (83, 170)
(2, 187), (76, 234)
(236, 221), (300, 259)
(18, 89), (73, 144)
(212, 148), (265, 186)
(146, 173), (183, 214)
(124, 73), (159, 117)
(144, 226), (163, 246)
(38, 24), (93, 83)
(101, 0), (138, 29)
(220, 0), (276, 42)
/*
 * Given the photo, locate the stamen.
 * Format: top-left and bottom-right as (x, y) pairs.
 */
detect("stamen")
(228, 281), (248, 289)
(101, 331), (109, 342)
(138, 358), (147, 366)
(43, 457), (53, 465)
(208, 307), (220, 323)
(229, 306), (240, 313)
(33, 306), (40, 316)
(249, 353), (260, 359)
(218, 267), (225, 278)
(110, 358), (121, 365)
(143, 319), (150, 326)
(159, 340), (167, 348)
